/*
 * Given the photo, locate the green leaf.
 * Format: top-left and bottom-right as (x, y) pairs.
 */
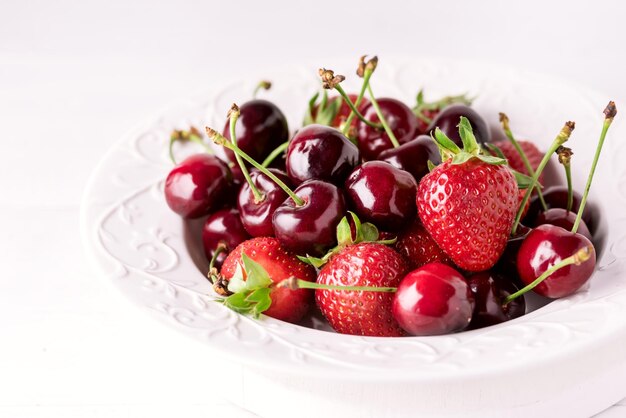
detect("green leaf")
(512, 170), (534, 189)
(360, 222), (380, 242)
(484, 143), (507, 160)
(223, 292), (253, 315)
(317, 97), (341, 126)
(416, 89), (424, 106)
(349, 211), (362, 242)
(433, 128), (462, 154)
(427, 160), (436, 172)
(303, 92), (320, 126)
(451, 152), (474, 165)
(298, 254), (326, 269)
(336, 215), (352, 246)
(227, 263), (246, 293)
(457, 117), (479, 154)
(476, 154), (508, 165)
(247, 288), (272, 317)
(241, 253), (272, 290)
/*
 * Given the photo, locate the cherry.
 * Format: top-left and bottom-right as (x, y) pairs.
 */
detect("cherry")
(392, 263), (474, 336)
(213, 99), (289, 170)
(533, 208), (592, 241)
(516, 225), (595, 298)
(466, 271), (525, 330)
(164, 154), (233, 218)
(344, 161), (417, 231)
(427, 104), (491, 147)
(356, 98), (419, 160)
(495, 224), (532, 282)
(202, 208), (250, 270)
(237, 168), (293, 237)
(526, 186), (597, 234)
(272, 180), (347, 256)
(378, 135), (441, 182)
(286, 124), (360, 186)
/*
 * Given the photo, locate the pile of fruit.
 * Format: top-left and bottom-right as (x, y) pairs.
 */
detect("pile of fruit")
(164, 56), (615, 337)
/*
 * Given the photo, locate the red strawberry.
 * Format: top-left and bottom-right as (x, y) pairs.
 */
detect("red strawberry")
(495, 140), (544, 184)
(315, 243), (408, 336)
(395, 220), (453, 270)
(220, 237), (316, 324)
(417, 118), (519, 272)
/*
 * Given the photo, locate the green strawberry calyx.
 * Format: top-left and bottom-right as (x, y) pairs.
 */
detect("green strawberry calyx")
(413, 89), (473, 124)
(298, 212), (396, 269)
(303, 90), (342, 127)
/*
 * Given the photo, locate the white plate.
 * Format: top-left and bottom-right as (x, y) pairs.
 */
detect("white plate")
(81, 57), (626, 417)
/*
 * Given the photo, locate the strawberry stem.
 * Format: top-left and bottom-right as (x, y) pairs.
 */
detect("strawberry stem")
(511, 121), (575, 235)
(261, 140), (289, 168)
(572, 101), (616, 233)
(206, 127), (305, 207)
(367, 83), (401, 148)
(503, 245), (594, 304)
(279, 277), (397, 293)
(228, 104), (264, 204)
(499, 113), (547, 210)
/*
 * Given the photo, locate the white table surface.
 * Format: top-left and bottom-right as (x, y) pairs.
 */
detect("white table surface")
(2, 1), (626, 416)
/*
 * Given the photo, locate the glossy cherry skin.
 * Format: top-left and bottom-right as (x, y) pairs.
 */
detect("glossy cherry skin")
(466, 272), (526, 330)
(357, 98), (419, 161)
(202, 208), (250, 269)
(495, 224), (531, 284)
(427, 104), (491, 146)
(392, 262), (474, 336)
(272, 180), (346, 256)
(526, 186), (598, 234)
(378, 135), (441, 182)
(345, 161), (417, 231)
(286, 124), (360, 186)
(517, 224), (596, 298)
(237, 168), (292, 237)
(533, 208), (592, 242)
(164, 154), (233, 218)
(214, 99), (289, 169)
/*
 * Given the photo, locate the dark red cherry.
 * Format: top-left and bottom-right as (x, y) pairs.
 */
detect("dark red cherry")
(517, 224), (596, 298)
(533, 208), (592, 241)
(213, 99), (289, 169)
(272, 180), (346, 256)
(164, 154), (233, 218)
(202, 208), (250, 269)
(237, 168), (292, 237)
(378, 135), (441, 182)
(392, 263), (474, 336)
(344, 161), (417, 231)
(286, 124), (360, 186)
(427, 104), (491, 146)
(495, 224), (531, 283)
(526, 186), (598, 234)
(357, 98), (419, 160)
(466, 271), (526, 330)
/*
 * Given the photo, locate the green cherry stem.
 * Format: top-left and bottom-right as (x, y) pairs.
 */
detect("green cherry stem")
(261, 140), (289, 168)
(253, 80), (271, 98)
(168, 127), (212, 164)
(499, 113), (547, 210)
(511, 121), (575, 235)
(228, 104), (264, 203)
(503, 245), (594, 304)
(572, 101), (617, 233)
(334, 83), (382, 129)
(556, 146), (574, 212)
(367, 83), (401, 148)
(341, 68), (373, 135)
(208, 242), (227, 280)
(206, 126), (305, 207)
(279, 277), (397, 293)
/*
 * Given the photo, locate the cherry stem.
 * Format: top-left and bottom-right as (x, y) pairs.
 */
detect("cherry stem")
(341, 68), (373, 135)
(253, 80), (271, 98)
(572, 101), (616, 233)
(206, 127), (305, 207)
(168, 128), (212, 165)
(366, 83), (401, 148)
(229, 105), (264, 203)
(503, 245), (594, 304)
(334, 84), (382, 129)
(499, 113), (547, 210)
(511, 121), (575, 235)
(556, 146), (574, 212)
(279, 277), (397, 293)
(208, 242), (228, 279)
(261, 141), (289, 168)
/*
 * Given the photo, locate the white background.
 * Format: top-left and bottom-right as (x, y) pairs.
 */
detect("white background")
(2, 0), (626, 416)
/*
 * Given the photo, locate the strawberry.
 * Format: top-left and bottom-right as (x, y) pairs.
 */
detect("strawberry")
(495, 139), (544, 184)
(315, 243), (408, 336)
(395, 220), (453, 270)
(219, 237), (316, 324)
(417, 118), (519, 272)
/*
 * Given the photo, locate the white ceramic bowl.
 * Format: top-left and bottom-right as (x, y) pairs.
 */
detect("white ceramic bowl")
(81, 57), (626, 417)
